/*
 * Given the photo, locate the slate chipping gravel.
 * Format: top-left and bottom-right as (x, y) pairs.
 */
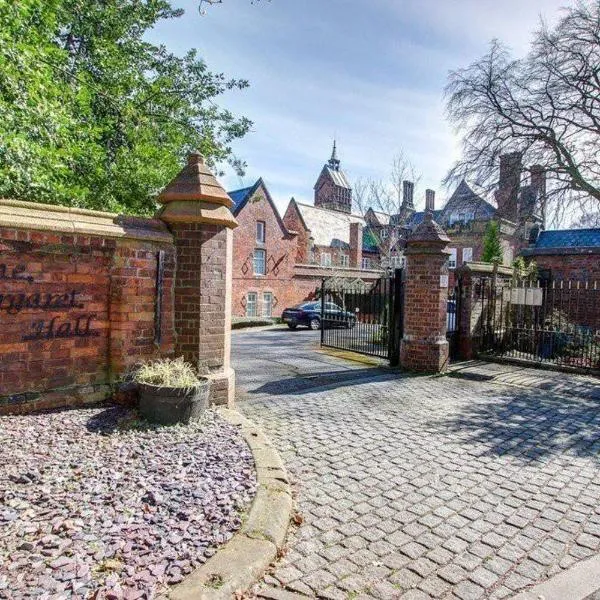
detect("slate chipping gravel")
(0, 406), (257, 599)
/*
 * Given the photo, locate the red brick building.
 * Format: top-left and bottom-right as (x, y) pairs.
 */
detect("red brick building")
(229, 178), (299, 319)
(229, 146), (383, 318)
(363, 153), (546, 283)
(229, 144), (598, 321)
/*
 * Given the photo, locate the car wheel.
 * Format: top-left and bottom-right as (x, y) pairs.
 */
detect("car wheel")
(309, 317), (321, 330)
(287, 323), (297, 330)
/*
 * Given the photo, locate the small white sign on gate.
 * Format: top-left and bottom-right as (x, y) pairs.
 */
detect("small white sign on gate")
(510, 287), (543, 306)
(440, 274), (449, 288)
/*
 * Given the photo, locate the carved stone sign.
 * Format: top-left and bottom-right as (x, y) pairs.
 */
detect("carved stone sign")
(0, 263), (99, 341)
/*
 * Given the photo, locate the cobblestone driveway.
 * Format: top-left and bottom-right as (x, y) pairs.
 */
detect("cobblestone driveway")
(234, 331), (600, 599)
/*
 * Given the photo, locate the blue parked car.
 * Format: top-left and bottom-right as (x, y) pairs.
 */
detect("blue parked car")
(282, 301), (356, 330)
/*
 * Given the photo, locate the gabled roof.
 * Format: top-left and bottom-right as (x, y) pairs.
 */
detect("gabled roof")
(228, 186), (254, 212)
(441, 180), (496, 220)
(314, 165), (352, 191)
(228, 178), (294, 236)
(294, 201), (365, 247)
(365, 208), (391, 226)
(535, 229), (600, 249)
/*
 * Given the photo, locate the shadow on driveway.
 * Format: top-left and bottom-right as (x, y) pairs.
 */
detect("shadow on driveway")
(247, 367), (400, 396)
(436, 384), (600, 461)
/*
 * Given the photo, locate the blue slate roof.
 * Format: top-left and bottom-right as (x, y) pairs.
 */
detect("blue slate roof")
(228, 186), (254, 212)
(535, 229), (600, 249)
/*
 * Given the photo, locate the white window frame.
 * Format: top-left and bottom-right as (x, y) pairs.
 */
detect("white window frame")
(339, 254), (349, 267)
(462, 247), (473, 264)
(262, 292), (273, 317)
(448, 248), (457, 269)
(380, 228), (388, 239)
(253, 249), (266, 275)
(320, 252), (332, 267)
(256, 221), (265, 243)
(246, 292), (258, 317)
(362, 257), (371, 270)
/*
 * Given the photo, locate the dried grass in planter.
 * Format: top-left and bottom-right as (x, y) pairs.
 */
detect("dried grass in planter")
(132, 357), (204, 389)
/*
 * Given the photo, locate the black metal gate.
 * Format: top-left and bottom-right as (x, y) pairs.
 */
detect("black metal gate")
(320, 269), (404, 364)
(447, 277), (462, 361)
(476, 276), (600, 373)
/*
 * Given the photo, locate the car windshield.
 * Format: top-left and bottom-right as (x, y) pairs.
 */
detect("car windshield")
(293, 302), (316, 310)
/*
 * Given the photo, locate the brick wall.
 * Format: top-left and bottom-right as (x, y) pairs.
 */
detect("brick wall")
(283, 201), (310, 263)
(0, 201), (175, 414)
(522, 249), (600, 282)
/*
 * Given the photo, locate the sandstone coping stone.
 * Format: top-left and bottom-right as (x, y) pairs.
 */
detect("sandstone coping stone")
(0, 198), (173, 242)
(165, 408), (293, 600)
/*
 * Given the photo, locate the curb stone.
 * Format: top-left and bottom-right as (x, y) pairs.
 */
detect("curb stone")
(164, 408), (293, 600)
(509, 554), (600, 600)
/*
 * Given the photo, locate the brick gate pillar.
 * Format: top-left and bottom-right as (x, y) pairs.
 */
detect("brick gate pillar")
(400, 212), (451, 373)
(157, 153), (238, 406)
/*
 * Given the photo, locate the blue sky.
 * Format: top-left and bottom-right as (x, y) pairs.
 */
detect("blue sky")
(148, 0), (568, 214)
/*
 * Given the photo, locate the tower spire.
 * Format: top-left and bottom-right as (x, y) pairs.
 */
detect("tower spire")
(328, 139), (340, 170)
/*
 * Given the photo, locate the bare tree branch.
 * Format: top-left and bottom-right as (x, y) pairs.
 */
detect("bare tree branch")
(353, 152), (420, 268)
(445, 1), (600, 227)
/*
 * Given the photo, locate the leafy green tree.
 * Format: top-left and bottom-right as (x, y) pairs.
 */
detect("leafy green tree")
(0, 0), (251, 215)
(481, 221), (503, 264)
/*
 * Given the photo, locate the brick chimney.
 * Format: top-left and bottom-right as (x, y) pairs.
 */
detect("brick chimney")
(425, 189), (435, 212)
(402, 180), (415, 209)
(349, 222), (363, 269)
(530, 165), (546, 198)
(495, 152), (522, 222)
(530, 164), (546, 226)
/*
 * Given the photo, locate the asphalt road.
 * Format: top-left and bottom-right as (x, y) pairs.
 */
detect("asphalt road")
(231, 327), (390, 400)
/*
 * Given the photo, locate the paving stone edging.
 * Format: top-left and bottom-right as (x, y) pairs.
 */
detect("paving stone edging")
(164, 408), (293, 600)
(510, 554), (600, 600)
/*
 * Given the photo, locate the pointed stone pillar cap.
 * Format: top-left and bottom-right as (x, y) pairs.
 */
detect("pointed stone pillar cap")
(157, 153), (238, 228)
(405, 212), (450, 254)
(408, 212), (450, 243)
(158, 153), (233, 209)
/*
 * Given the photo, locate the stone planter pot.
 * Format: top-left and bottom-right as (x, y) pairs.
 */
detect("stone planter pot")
(138, 380), (209, 425)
